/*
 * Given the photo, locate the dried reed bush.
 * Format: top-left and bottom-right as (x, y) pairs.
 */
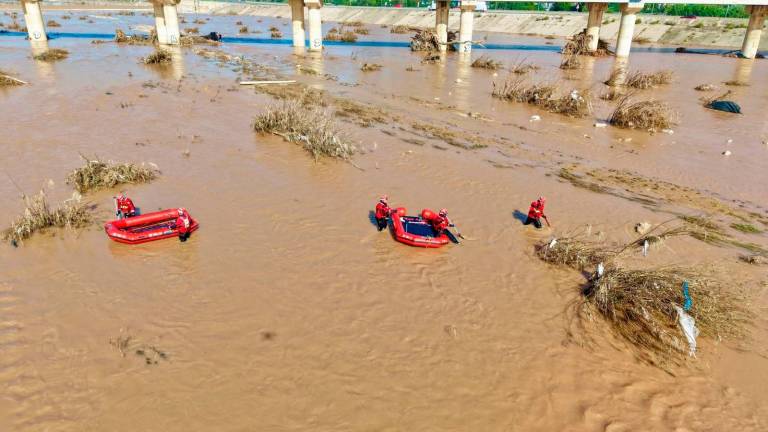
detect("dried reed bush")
(46, 20), (61, 27)
(694, 83), (716, 91)
(326, 28), (357, 42)
(360, 63), (382, 72)
(343, 21), (365, 27)
(270, 27), (282, 38)
(609, 96), (675, 130)
(471, 55), (502, 70)
(66, 156), (158, 193)
(582, 267), (749, 368)
(410, 28), (455, 51)
(2, 191), (91, 245)
(0, 69), (25, 86)
(238, 25), (248, 33)
(33, 48), (69, 62)
(605, 69), (672, 89)
(535, 235), (618, 270)
(739, 255), (766, 265)
(253, 100), (355, 161)
(390, 25), (410, 34)
(115, 29), (155, 45)
(352, 26), (369, 35)
(559, 53), (581, 70)
(492, 76), (593, 118)
(143, 49), (172, 65)
(510, 59), (539, 75)
(536, 225), (752, 369)
(185, 27), (199, 34)
(562, 29), (612, 56)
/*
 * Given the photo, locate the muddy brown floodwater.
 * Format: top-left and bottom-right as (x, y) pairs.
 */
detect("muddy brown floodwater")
(1, 10), (768, 432)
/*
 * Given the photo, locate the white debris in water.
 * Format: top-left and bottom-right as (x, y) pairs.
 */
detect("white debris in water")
(642, 239), (649, 257)
(596, 262), (605, 278)
(455, 78), (462, 83)
(529, 115), (541, 122)
(726, 138), (733, 144)
(661, 129), (674, 135)
(593, 122), (608, 128)
(548, 238), (557, 248)
(722, 150), (732, 156)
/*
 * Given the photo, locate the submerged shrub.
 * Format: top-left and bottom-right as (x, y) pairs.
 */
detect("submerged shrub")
(609, 96), (676, 130)
(253, 101), (355, 161)
(66, 156), (159, 193)
(3, 191), (91, 245)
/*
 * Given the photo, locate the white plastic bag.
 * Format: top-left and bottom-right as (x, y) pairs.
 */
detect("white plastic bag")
(674, 305), (699, 357)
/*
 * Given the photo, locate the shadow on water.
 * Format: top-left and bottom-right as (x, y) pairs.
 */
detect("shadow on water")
(512, 210), (528, 225)
(1, 30), (748, 55)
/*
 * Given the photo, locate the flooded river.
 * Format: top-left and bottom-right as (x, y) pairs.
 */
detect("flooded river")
(1, 9), (767, 431)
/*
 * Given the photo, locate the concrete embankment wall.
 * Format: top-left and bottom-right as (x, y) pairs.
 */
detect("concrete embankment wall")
(180, 0), (765, 49)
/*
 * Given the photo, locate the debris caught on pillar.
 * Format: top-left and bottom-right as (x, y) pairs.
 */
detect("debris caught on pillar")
(562, 29), (612, 57)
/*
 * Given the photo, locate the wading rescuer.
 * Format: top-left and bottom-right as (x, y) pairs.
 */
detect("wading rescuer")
(375, 195), (392, 231)
(114, 192), (136, 219)
(525, 196), (549, 229)
(175, 208), (191, 242)
(423, 208), (452, 235)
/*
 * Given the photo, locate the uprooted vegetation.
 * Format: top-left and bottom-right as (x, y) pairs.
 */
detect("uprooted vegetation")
(142, 49), (173, 65)
(535, 225), (752, 370)
(390, 24), (411, 34)
(606, 69), (673, 89)
(325, 27), (358, 43)
(609, 96), (676, 130)
(471, 55), (503, 70)
(492, 76), (593, 118)
(253, 100), (355, 161)
(3, 191), (92, 245)
(0, 69), (26, 86)
(32, 48), (69, 62)
(360, 63), (382, 72)
(562, 29), (612, 56)
(66, 156), (159, 193)
(115, 28), (156, 45)
(509, 59), (539, 75)
(410, 28), (456, 52)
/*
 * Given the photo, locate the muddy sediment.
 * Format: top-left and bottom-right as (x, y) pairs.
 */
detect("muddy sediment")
(1, 9), (767, 432)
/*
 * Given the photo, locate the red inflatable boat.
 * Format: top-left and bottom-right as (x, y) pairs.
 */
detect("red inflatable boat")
(104, 209), (199, 244)
(390, 207), (450, 248)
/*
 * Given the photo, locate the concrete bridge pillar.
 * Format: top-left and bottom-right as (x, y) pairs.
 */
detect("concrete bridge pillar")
(21, 0), (47, 41)
(615, 3), (643, 58)
(289, 0), (305, 48)
(458, 1), (476, 53)
(435, 0), (449, 52)
(741, 5), (767, 59)
(306, 0), (322, 51)
(586, 2), (607, 53)
(152, 1), (181, 45)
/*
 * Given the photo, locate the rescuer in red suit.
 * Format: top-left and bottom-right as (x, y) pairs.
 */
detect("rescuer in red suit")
(175, 208), (191, 242)
(115, 192), (136, 219)
(422, 208), (452, 235)
(525, 196), (547, 229)
(375, 195), (392, 231)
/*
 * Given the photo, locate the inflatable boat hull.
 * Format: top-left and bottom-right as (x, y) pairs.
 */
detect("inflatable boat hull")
(390, 207), (449, 248)
(104, 209), (199, 244)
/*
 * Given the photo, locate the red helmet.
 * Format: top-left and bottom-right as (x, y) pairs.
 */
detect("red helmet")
(439, 208), (448, 217)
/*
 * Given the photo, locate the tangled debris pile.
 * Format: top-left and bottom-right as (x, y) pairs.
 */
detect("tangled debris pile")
(609, 96), (676, 130)
(536, 224), (752, 369)
(66, 156), (159, 193)
(492, 76), (593, 118)
(253, 100), (355, 161)
(3, 191), (91, 245)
